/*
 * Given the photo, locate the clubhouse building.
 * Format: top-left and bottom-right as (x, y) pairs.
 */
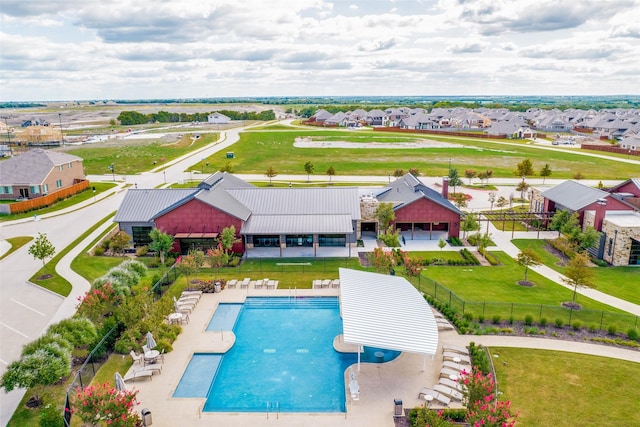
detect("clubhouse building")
(114, 172), (462, 257)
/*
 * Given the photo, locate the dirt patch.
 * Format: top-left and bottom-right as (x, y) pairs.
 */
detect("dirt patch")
(562, 301), (582, 310)
(36, 274), (53, 280)
(517, 280), (536, 287)
(293, 137), (464, 149)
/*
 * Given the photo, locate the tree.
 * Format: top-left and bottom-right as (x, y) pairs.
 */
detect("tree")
(464, 169), (477, 185)
(573, 171), (585, 180)
(304, 161), (314, 182)
(438, 238), (446, 251)
(516, 249), (542, 283)
(563, 252), (596, 306)
(366, 247), (395, 274)
(393, 169), (404, 177)
(219, 225), (240, 254)
(550, 209), (579, 237)
(374, 202), (395, 231)
(265, 166), (277, 185)
(48, 318), (97, 348)
(1, 349), (71, 392)
(451, 192), (468, 209)
(326, 166), (336, 183)
(219, 161), (234, 173)
(540, 163), (552, 184)
(28, 232), (55, 267)
(408, 167), (420, 177)
(72, 383), (141, 427)
(575, 226), (600, 252)
(461, 212), (480, 239)
(448, 168), (463, 194)
(488, 192), (497, 210)
(476, 232), (492, 252)
(191, 249), (205, 279)
(402, 253), (423, 282)
(496, 196), (509, 209)
(176, 253), (197, 286)
(514, 158), (535, 177)
(516, 179), (530, 201)
(207, 245), (229, 279)
(148, 229), (174, 265)
(109, 230), (131, 258)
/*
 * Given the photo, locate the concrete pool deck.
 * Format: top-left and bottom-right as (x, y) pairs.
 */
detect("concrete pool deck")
(125, 288), (463, 426)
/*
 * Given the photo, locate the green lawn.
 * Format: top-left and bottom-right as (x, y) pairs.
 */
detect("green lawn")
(492, 347), (640, 426)
(0, 236), (33, 261)
(66, 133), (218, 175)
(512, 239), (640, 306)
(190, 128), (637, 180)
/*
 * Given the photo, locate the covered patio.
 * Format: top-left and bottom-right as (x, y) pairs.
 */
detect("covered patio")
(338, 268), (439, 371)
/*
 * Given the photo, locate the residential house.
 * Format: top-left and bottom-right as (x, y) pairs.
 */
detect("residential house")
(0, 149), (85, 200)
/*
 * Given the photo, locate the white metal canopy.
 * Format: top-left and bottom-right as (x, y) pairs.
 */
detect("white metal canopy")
(339, 268), (439, 358)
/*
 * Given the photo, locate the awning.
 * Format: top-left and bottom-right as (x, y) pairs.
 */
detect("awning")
(174, 232), (218, 238)
(339, 268), (439, 357)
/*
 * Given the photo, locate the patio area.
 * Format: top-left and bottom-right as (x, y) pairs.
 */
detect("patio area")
(124, 287), (464, 426)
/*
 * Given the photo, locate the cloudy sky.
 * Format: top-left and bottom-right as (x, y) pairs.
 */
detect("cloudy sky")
(1, 0), (639, 101)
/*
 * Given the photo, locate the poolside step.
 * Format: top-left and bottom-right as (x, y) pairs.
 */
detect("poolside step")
(244, 297), (339, 310)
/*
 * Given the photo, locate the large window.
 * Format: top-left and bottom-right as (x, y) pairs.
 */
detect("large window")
(132, 226), (153, 246)
(285, 234), (313, 247)
(254, 235), (280, 248)
(318, 234), (345, 247)
(56, 179), (63, 188)
(30, 185), (40, 194)
(179, 238), (217, 254)
(629, 238), (640, 265)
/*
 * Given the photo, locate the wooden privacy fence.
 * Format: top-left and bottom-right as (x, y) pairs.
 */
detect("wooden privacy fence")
(9, 179), (90, 214)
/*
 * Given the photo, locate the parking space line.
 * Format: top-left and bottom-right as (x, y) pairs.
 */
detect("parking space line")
(0, 321), (29, 339)
(10, 298), (45, 316)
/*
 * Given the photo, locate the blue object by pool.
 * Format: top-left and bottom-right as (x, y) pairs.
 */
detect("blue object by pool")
(174, 297), (400, 412)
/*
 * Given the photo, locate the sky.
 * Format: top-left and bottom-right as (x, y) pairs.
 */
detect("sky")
(1, 0), (639, 101)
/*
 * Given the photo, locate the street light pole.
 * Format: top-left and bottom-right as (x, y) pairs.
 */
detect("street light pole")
(58, 113), (65, 147)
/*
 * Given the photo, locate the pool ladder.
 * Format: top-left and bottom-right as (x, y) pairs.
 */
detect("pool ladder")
(266, 401), (279, 419)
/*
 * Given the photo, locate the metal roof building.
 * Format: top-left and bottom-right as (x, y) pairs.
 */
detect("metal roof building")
(339, 268), (439, 371)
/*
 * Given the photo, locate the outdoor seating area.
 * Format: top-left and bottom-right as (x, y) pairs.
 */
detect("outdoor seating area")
(228, 277), (279, 290)
(312, 279), (340, 288)
(418, 344), (472, 407)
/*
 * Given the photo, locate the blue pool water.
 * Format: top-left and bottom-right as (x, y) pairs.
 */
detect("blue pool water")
(174, 297), (400, 412)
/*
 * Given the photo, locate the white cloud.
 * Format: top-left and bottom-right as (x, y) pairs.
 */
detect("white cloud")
(0, 0), (639, 100)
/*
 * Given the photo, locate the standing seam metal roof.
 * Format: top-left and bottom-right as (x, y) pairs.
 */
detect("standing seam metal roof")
(114, 189), (198, 222)
(541, 180), (610, 211)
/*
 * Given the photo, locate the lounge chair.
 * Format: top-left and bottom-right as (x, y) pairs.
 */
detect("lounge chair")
(175, 304), (193, 314)
(178, 296), (199, 306)
(433, 384), (463, 401)
(349, 379), (360, 400)
(312, 280), (322, 289)
(226, 279), (238, 289)
(134, 364), (162, 375)
(442, 361), (471, 373)
(331, 279), (340, 288)
(439, 367), (460, 379)
(254, 279), (264, 289)
(180, 291), (201, 300)
(181, 290), (203, 296)
(442, 344), (469, 355)
(123, 369), (154, 382)
(443, 351), (471, 364)
(321, 279), (331, 288)
(130, 351), (144, 365)
(418, 388), (451, 406)
(240, 278), (250, 289)
(439, 378), (463, 392)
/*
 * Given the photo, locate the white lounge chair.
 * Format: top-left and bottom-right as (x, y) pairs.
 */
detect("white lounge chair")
(178, 296), (199, 305)
(442, 344), (469, 355)
(181, 290), (202, 296)
(312, 280), (322, 289)
(226, 279), (238, 289)
(433, 384), (463, 401)
(442, 361), (471, 372)
(254, 279), (264, 289)
(439, 378), (463, 392)
(439, 367), (460, 379)
(321, 279), (331, 288)
(331, 279), (340, 288)
(240, 278), (250, 289)
(443, 352), (471, 364)
(418, 388), (451, 406)
(123, 369), (154, 382)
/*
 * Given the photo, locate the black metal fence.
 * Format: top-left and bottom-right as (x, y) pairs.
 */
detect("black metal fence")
(416, 274), (640, 332)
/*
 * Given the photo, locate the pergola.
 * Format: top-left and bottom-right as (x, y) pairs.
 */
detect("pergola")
(338, 268), (439, 371)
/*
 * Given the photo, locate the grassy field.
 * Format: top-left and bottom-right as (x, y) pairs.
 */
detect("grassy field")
(186, 128), (638, 180)
(492, 347), (640, 426)
(0, 236), (33, 261)
(66, 133), (218, 175)
(512, 239), (640, 306)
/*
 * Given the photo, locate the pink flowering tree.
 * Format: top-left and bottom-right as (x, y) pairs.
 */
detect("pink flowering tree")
(460, 370), (519, 427)
(76, 283), (121, 325)
(71, 382), (141, 427)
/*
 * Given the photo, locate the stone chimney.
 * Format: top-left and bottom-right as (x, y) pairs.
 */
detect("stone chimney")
(442, 176), (449, 199)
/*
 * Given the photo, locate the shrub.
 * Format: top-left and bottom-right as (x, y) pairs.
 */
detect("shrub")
(463, 312), (474, 322)
(1, 349), (71, 391)
(71, 383), (141, 426)
(477, 314), (485, 323)
(492, 315), (501, 325)
(572, 321), (582, 331)
(524, 326), (538, 335)
(555, 318), (564, 328)
(228, 256), (241, 267)
(524, 314), (534, 326)
(120, 259), (147, 276)
(508, 316), (514, 325)
(627, 328), (639, 341)
(540, 317), (548, 327)
(93, 246), (105, 256)
(589, 324), (598, 333)
(608, 324), (618, 335)
(136, 245), (149, 257)
(101, 239), (111, 251)
(21, 333), (73, 356)
(48, 318), (98, 348)
(40, 402), (64, 427)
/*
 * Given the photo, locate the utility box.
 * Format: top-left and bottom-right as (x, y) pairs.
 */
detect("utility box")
(226, 151), (235, 158)
(394, 399), (403, 417)
(141, 408), (152, 426)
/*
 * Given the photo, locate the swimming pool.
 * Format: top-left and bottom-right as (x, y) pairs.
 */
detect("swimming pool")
(174, 297), (399, 412)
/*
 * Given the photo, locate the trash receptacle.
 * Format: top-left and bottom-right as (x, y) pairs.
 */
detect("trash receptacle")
(214, 282), (221, 293)
(394, 399), (403, 417)
(141, 408), (152, 426)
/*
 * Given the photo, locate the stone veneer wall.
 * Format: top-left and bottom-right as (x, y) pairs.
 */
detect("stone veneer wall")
(360, 199), (379, 221)
(601, 220), (640, 266)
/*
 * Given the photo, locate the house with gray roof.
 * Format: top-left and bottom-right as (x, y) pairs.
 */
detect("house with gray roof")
(0, 148), (85, 200)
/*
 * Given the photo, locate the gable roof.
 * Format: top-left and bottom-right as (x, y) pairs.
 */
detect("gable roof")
(0, 149), (83, 185)
(541, 180), (610, 211)
(376, 174), (462, 215)
(114, 189), (197, 222)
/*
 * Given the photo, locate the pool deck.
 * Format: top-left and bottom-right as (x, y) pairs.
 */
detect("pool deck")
(125, 287), (463, 426)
